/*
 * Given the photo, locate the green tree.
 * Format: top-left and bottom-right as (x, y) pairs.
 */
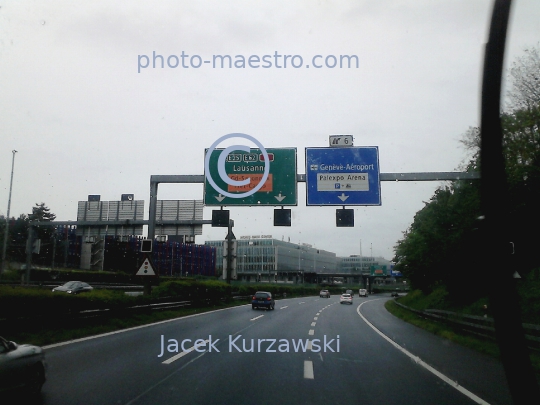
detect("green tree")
(28, 203), (57, 265)
(393, 179), (482, 300)
(394, 46), (540, 296)
(501, 46), (540, 277)
(506, 45), (540, 111)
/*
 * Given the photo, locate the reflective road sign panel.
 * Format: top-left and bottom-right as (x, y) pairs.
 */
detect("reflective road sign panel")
(305, 147), (381, 206)
(204, 148), (297, 206)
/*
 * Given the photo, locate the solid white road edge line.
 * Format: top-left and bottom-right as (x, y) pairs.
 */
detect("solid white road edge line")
(44, 304), (251, 349)
(356, 299), (490, 405)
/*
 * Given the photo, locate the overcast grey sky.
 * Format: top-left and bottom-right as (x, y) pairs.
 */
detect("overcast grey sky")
(1, 0), (539, 259)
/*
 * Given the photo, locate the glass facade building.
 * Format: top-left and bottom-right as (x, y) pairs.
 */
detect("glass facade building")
(205, 238), (337, 282)
(205, 237), (394, 284)
(338, 256), (392, 274)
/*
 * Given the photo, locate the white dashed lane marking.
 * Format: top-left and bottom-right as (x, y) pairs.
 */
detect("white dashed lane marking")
(162, 339), (209, 365)
(304, 360), (314, 379)
(302, 300), (338, 379)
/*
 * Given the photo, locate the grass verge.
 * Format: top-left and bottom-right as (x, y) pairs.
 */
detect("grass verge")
(385, 299), (540, 377)
(5, 300), (250, 347)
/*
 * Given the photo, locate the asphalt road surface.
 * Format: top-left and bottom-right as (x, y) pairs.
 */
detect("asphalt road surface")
(26, 295), (514, 404)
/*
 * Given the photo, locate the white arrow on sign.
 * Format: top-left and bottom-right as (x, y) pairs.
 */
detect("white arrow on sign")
(215, 194), (226, 202)
(275, 193), (286, 202)
(338, 193), (349, 202)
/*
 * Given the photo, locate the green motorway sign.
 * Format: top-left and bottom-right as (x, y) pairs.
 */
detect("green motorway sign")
(370, 265), (387, 277)
(204, 148), (297, 206)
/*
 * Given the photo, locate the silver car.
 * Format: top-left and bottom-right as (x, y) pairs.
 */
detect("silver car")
(340, 293), (353, 305)
(319, 290), (331, 298)
(52, 281), (94, 294)
(0, 336), (46, 394)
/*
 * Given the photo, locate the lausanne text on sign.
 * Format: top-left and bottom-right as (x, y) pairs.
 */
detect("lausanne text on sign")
(204, 148), (297, 206)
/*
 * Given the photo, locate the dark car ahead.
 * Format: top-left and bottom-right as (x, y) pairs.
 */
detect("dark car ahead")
(52, 281), (93, 294)
(252, 291), (275, 310)
(0, 336), (46, 395)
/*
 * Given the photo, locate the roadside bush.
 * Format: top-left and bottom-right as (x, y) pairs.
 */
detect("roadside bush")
(151, 280), (232, 305)
(0, 286), (151, 320)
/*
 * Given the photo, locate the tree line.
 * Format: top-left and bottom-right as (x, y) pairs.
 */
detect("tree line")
(1, 203), (57, 265)
(393, 46), (540, 303)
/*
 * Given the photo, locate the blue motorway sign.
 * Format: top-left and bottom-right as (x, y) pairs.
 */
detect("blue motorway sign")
(305, 147), (381, 206)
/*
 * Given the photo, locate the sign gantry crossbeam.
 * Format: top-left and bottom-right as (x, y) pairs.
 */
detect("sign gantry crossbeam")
(147, 171), (479, 239)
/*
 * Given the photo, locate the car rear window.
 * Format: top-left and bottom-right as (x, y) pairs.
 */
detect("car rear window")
(255, 293), (269, 299)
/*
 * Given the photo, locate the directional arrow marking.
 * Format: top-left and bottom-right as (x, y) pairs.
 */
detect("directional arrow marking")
(215, 194), (226, 202)
(338, 193), (349, 202)
(275, 193), (286, 202)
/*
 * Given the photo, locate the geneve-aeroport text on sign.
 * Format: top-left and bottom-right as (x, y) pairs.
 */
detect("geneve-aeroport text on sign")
(204, 148), (297, 206)
(305, 147), (381, 206)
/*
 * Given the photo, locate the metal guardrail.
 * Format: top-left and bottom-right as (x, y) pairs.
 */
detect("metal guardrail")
(0, 298), (218, 324)
(1, 292), (296, 325)
(232, 295), (251, 300)
(393, 300), (540, 350)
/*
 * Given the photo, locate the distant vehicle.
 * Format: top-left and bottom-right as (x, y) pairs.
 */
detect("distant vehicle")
(391, 290), (399, 298)
(346, 289), (354, 297)
(52, 281), (93, 294)
(0, 336), (46, 395)
(359, 289), (368, 297)
(252, 291), (275, 310)
(340, 293), (353, 305)
(319, 290), (331, 298)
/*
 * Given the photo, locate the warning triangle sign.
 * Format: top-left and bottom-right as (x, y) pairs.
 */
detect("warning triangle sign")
(136, 258), (156, 276)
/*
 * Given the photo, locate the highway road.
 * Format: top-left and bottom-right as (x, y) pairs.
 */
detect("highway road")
(27, 294), (513, 404)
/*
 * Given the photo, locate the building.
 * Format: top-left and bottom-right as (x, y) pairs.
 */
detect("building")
(205, 236), (337, 283)
(338, 255), (393, 274)
(205, 236), (396, 285)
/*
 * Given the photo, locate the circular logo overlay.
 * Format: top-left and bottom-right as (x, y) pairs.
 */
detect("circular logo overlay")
(205, 133), (270, 199)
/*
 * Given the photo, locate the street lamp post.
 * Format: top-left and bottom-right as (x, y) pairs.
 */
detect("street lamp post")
(1, 150), (17, 276)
